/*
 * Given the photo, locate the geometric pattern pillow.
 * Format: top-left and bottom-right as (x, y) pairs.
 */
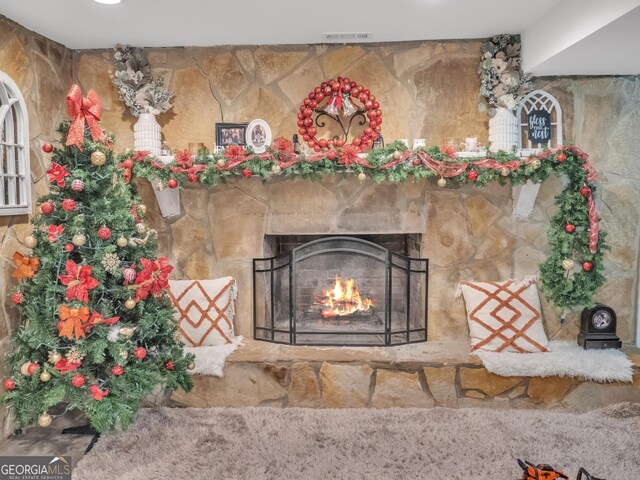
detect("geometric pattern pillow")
(168, 277), (237, 347)
(459, 278), (549, 353)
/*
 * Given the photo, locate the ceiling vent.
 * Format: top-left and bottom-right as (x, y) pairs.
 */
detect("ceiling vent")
(323, 32), (371, 41)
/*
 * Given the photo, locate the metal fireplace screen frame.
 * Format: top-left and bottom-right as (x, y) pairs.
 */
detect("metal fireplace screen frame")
(253, 236), (428, 347)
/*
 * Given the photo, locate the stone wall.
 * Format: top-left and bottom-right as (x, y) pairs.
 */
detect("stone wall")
(0, 15), (74, 441)
(0, 18), (639, 439)
(73, 43), (640, 344)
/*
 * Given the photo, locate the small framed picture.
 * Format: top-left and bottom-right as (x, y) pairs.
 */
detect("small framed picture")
(216, 123), (248, 147)
(246, 119), (272, 153)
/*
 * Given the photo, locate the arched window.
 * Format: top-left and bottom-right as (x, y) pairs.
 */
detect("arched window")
(517, 89), (563, 149)
(0, 71), (30, 215)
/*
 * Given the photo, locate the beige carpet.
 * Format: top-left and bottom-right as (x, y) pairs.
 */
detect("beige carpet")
(75, 404), (640, 480)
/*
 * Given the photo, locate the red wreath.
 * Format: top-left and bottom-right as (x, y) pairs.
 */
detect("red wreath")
(297, 76), (382, 152)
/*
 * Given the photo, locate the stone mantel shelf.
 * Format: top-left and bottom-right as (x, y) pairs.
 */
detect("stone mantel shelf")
(150, 151), (542, 220)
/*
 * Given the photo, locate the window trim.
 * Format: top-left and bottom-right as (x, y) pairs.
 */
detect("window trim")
(0, 70), (31, 216)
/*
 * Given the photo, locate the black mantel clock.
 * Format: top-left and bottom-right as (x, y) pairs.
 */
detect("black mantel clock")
(578, 304), (622, 349)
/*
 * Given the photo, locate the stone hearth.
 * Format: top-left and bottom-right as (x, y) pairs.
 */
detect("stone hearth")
(171, 339), (640, 410)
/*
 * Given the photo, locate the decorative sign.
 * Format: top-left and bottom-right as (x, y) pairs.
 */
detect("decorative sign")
(527, 109), (552, 144)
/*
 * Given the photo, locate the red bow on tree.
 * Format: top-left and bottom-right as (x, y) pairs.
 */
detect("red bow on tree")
(65, 84), (107, 151)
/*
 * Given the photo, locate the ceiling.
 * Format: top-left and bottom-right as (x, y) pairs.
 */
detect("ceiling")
(1, 0), (639, 76)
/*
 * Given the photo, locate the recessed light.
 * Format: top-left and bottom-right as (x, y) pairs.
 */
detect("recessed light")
(94, 0), (121, 4)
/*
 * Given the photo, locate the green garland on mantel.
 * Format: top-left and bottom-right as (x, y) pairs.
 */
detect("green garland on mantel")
(118, 139), (607, 313)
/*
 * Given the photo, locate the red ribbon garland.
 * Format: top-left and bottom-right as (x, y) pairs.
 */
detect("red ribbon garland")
(65, 84), (107, 151)
(132, 144), (601, 254)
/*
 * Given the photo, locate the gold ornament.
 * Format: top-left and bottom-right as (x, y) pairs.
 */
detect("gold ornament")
(392, 151), (401, 160)
(119, 350), (129, 359)
(531, 159), (541, 169)
(357, 172), (367, 183)
(271, 165), (282, 175)
(39, 371), (51, 382)
(117, 236), (128, 248)
(91, 151), (107, 166)
(125, 298), (137, 310)
(136, 223), (146, 234)
(500, 168), (510, 177)
(48, 351), (62, 364)
(138, 204), (147, 214)
(216, 159), (226, 167)
(188, 361), (196, 370)
(24, 235), (38, 249)
(72, 233), (86, 246)
(437, 178), (447, 188)
(562, 258), (575, 270)
(119, 327), (136, 337)
(20, 362), (31, 376)
(38, 412), (52, 427)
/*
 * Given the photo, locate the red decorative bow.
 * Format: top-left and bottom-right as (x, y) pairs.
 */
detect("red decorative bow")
(65, 84), (107, 151)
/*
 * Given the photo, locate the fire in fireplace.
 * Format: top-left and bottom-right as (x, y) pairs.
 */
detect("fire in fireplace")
(253, 235), (428, 347)
(314, 275), (375, 318)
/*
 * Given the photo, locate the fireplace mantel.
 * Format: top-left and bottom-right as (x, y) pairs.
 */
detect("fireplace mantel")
(149, 153), (541, 220)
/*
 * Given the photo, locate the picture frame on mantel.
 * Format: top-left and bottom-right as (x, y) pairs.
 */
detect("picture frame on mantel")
(216, 123), (248, 147)
(246, 118), (272, 153)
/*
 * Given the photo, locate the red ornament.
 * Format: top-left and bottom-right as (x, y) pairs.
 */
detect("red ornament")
(580, 186), (591, 197)
(134, 347), (147, 360)
(12, 292), (23, 305)
(40, 202), (54, 215)
(582, 261), (593, 271)
(242, 169), (252, 178)
(98, 226), (111, 240)
(564, 223), (576, 233)
(557, 153), (567, 162)
(4, 378), (15, 391)
(468, 170), (479, 182)
(64, 243), (74, 252)
(71, 374), (85, 387)
(167, 178), (178, 189)
(412, 158), (421, 167)
(187, 172), (198, 183)
(165, 360), (174, 371)
(42, 142), (53, 153)
(27, 362), (39, 375)
(327, 150), (337, 160)
(111, 365), (124, 376)
(62, 198), (76, 211)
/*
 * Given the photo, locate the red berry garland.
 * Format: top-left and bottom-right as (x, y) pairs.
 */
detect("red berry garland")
(297, 76), (381, 152)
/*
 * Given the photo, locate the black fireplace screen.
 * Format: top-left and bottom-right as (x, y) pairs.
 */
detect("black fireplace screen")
(253, 236), (428, 346)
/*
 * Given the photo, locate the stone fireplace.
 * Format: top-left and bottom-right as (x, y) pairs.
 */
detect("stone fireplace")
(254, 234), (428, 346)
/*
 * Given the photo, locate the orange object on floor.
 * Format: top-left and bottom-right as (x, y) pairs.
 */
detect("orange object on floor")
(518, 459), (604, 480)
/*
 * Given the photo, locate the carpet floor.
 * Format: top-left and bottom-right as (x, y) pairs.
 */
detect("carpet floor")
(75, 404), (640, 480)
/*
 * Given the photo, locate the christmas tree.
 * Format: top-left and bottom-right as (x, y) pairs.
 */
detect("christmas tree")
(3, 85), (193, 432)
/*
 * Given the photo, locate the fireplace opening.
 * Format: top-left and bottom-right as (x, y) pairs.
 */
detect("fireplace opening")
(253, 235), (428, 346)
